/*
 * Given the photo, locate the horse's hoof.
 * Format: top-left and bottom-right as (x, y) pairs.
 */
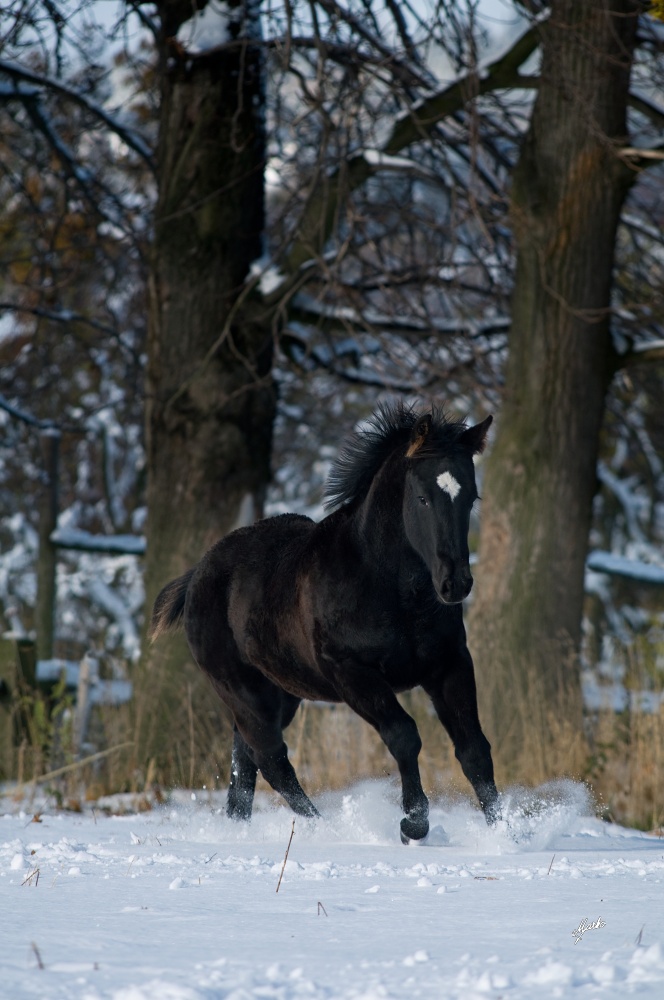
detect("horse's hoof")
(227, 808), (252, 822)
(400, 815), (429, 844)
(299, 802), (321, 820)
(484, 798), (502, 827)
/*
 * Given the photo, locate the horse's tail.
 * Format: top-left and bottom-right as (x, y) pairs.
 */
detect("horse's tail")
(149, 569), (194, 641)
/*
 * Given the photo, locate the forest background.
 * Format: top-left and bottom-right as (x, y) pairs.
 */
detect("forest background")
(1, 0), (663, 830)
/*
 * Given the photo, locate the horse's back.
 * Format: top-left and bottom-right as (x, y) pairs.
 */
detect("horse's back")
(183, 513), (315, 673)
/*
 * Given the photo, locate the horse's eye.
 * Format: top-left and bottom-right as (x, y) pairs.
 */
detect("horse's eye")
(418, 496), (429, 507)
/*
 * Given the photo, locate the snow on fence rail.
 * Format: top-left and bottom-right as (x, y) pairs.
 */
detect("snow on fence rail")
(50, 528), (146, 556)
(46, 541), (664, 584)
(36, 657), (132, 705)
(586, 550), (664, 585)
(581, 671), (664, 714)
(0, 639), (132, 778)
(37, 655), (132, 753)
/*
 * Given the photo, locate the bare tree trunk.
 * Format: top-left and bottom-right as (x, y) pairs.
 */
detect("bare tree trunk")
(136, 1), (275, 780)
(470, 0), (640, 775)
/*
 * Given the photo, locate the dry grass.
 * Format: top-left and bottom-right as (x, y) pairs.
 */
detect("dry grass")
(3, 653), (663, 832)
(586, 704), (664, 830)
(286, 692), (664, 831)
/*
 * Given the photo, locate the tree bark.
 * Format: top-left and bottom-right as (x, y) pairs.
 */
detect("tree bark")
(136, 1), (276, 779)
(469, 0), (640, 776)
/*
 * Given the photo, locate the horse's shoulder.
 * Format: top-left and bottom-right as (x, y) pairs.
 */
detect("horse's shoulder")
(257, 513), (315, 546)
(310, 504), (354, 542)
(199, 513), (314, 569)
(267, 513), (315, 529)
(229, 512), (314, 541)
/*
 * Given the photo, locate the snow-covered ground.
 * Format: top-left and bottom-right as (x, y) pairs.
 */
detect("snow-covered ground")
(1, 780), (663, 1000)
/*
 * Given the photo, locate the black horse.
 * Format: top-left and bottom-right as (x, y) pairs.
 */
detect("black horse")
(151, 402), (499, 842)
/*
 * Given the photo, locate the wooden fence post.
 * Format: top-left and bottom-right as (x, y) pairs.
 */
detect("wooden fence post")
(0, 638), (16, 779)
(74, 653), (94, 755)
(16, 638), (37, 688)
(36, 428), (60, 662)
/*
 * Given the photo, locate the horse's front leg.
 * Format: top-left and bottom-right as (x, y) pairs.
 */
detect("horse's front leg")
(423, 651), (499, 825)
(321, 655), (429, 842)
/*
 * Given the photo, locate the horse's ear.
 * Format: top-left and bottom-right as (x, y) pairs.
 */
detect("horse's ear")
(459, 414), (493, 455)
(405, 413), (432, 458)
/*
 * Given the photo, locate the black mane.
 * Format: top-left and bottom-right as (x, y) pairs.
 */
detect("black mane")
(324, 400), (469, 511)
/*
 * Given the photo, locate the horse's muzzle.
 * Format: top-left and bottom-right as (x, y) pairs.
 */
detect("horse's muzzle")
(435, 561), (473, 605)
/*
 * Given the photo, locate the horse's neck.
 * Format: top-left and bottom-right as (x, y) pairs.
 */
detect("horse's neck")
(346, 507), (427, 612)
(352, 465), (409, 571)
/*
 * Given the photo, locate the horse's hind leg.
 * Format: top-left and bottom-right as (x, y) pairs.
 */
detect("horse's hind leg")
(227, 727), (258, 821)
(234, 697), (319, 820)
(254, 741), (319, 819)
(226, 697), (307, 820)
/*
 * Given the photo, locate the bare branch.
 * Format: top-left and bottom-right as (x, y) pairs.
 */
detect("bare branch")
(383, 24), (541, 156)
(0, 59), (155, 169)
(16, 91), (141, 241)
(289, 291), (512, 340)
(315, 0), (435, 90)
(628, 90), (664, 128)
(618, 145), (664, 168)
(280, 22), (540, 278)
(0, 301), (141, 364)
(0, 392), (58, 431)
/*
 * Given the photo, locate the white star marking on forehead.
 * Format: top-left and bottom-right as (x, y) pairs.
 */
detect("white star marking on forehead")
(436, 471), (461, 501)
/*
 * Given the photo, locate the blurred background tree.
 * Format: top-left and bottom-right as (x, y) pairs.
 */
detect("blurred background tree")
(1, 1), (663, 818)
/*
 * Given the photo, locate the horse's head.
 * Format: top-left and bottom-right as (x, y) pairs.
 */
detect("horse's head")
(403, 413), (492, 605)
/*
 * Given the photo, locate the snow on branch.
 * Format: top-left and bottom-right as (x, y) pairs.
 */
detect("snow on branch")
(282, 299), (508, 391)
(618, 338), (664, 368)
(0, 60), (154, 169)
(175, 0), (236, 54)
(0, 302), (140, 364)
(315, 0), (436, 90)
(280, 324), (417, 389)
(289, 292), (511, 339)
(628, 89), (664, 129)
(384, 23), (541, 156)
(0, 392), (59, 432)
(282, 22), (540, 277)
(17, 90), (135, 234)
(172, 0), (263, 56)
(0, 392), (89, 436)
(618, 145), (664, 168)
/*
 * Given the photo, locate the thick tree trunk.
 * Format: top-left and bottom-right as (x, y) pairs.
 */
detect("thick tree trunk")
(469, 1), (639, 776)
(136, 1), (275, 780)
